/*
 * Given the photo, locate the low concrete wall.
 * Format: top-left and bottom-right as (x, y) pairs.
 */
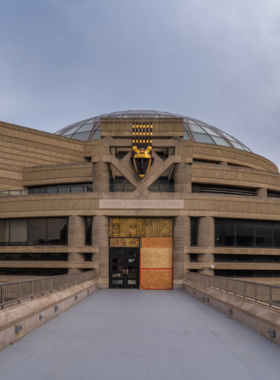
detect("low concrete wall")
(184, 279), (280, 345)
(0, 279), (98, 351)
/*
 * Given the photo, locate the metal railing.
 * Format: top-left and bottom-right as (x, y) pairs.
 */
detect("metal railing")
(0, 270), (95, 309)
(186, 272), (280, 308)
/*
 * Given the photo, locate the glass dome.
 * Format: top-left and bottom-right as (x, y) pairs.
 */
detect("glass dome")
(55, 110), (251, 152)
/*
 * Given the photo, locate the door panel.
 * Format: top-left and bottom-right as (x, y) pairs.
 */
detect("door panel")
(109, 247), (139, 289)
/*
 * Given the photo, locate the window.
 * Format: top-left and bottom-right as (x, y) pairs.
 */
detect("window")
(84, 253), (92, 261)
(191, 218), (198, 246)
(110, 177), (135, 192)
(148, 178), (174, 192)
(0, 218), (68, 246)
(0, 253), (68, 261)
(85, 217), (92, 245)
(28, 184), (92, 194)
(215, 219), (280, 248)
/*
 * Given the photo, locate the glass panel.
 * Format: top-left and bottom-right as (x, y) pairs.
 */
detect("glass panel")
(211, 136), (230, 147)
(128, 265), (136, 272)
(112, 280), (123, 284)
(215, 219), (235, 246)
(58, 187), (70, 193)
(128, 251), (136, 257)
(47, 187), (57, 194)
(72, 132), (89, 141)
(159, 179), (174, 193)
(113, 258), (123, 264)
(112, 273), (123, 278)
(93, 130), (101, 139)
(65, 125), (83, 135)
(231, 141), (245, 150)
(273, 223), (280, 247)
(47, 218), (68, 245)
(110, 180), (124, 192)
(0, 220), (9, 245)
(76, 123), (93, 133)
(148, 180), (160, 192)
(128, 280), (136, 285)
(112, 266), (123, 271)
(190, 124), (205, 133)
(255, 221), (273, 247)
(85, 217), (92, 245)
(191, 218), (198, 246)
(221, 132), (237, 141)
(201, 126), (220, 136)
(193, 133), (215, 144)
(28, 219), (47, 245)
(124, 180), (136, 192)
(128, 258), (136, 263)
(10, 219), (27, 245)
(183, 132), (189, 140)
(112, 251), (124, 257)
(71, 186), (83, 193)
(236, 220), (254, 247)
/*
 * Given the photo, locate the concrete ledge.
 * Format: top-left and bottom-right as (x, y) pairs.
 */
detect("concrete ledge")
(184, 279), (280, 345)
(0, 279), (98, 351)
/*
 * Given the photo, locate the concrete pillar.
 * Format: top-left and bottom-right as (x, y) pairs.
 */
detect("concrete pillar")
(173, 216), (190, 288)
(197, 216), (215, 276)
(174, 163), (191, 193)
(92, 215), (109, 288)
(255, 188), (267, 198)
(92, 162), (110, 192)
(68, 216), (85, 274)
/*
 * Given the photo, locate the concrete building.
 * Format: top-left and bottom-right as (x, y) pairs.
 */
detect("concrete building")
(1, 110), (280, 288)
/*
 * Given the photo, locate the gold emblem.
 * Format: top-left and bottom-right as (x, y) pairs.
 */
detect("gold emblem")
(131, 123), (153, 179)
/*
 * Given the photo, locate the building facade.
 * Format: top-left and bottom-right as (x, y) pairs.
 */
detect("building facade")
(1, 110), (280, 287)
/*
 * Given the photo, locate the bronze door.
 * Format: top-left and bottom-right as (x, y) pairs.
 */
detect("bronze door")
(109, 247), (139, 289)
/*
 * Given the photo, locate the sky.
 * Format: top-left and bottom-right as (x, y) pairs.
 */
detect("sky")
(0, 0), (280, 167)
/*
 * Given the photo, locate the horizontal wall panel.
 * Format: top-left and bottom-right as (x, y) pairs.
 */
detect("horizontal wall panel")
(141, 248), (172, 269)
(140, 269), (172, 290)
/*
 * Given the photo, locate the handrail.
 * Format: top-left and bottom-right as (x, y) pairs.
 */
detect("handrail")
(0, 270), (95, 309)
(186, 272), (280, 308)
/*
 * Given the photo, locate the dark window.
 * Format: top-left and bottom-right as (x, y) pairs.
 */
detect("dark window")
(0, 218), (68, 246)
(28, 184), (92, 194)
(84, 253), (92, 261)
(28, 219), (47, 245)
(85, 217), (92, 245)
(255, 221), (273, 248)
(0, 253), (68, 261)
(110, 177), (135, 192)
(191, 218), (198, 246)
(236, 220), (254, 247)
(190, 254), (198, 262)
(215, 219), (235, 246)
(215, 219), (280, 248)
(0, 268), (67, 276)
(214, 270), (280, 278)
(148, 177), (174, 193)
(214, 254), (280, 263)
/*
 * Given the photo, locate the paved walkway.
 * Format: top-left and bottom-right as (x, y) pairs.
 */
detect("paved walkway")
(1, 290), (280, 380)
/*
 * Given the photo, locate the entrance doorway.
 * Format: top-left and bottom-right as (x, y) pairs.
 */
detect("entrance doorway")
(109, 247), (140, 289)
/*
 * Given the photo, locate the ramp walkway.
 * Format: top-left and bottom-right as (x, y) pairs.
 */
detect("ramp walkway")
(0, 289), (280, 380)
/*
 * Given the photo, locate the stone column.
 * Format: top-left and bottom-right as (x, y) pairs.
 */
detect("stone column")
(173, 216), (190, 288)
(68, 215), (85, 274)
(92, 215), (109, 288)
(92, 162), (110, 192)
(255, 188), (267, 198)
(197, 216), (215, 275)
(174, 163), (191, 193)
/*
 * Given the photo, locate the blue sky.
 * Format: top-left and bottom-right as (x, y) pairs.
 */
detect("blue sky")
(1, 0), (280, 166)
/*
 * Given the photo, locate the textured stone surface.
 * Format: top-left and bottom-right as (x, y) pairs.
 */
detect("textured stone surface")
(174, 163), (191, 193)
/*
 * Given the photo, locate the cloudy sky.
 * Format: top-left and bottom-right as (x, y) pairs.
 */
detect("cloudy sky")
(0, 1), (280, 166)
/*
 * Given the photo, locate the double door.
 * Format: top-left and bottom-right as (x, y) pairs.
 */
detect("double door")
(109, 247), (139, 289)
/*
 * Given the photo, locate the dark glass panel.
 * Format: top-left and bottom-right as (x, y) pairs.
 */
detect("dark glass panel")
(84, 253), (92, 262)
(47, 218), (68, 245)
(159, 179), (174, 192)
(85, 217), (92, 245)
(236, 220), (254, 247)
(0, 268), (67, 276)
(191, 218), (198, 246)
(273, 222), (280, 247)
(10, 219), (27, 245)
(148, 180), (159, 192)
(255, 221), (273, 247)
(28, 219), (47, 245)
(0, 220), (9, 245)
(190, 254), (198, 262)
(215, 219), (235, 246)
(124, 180), (136, 192)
